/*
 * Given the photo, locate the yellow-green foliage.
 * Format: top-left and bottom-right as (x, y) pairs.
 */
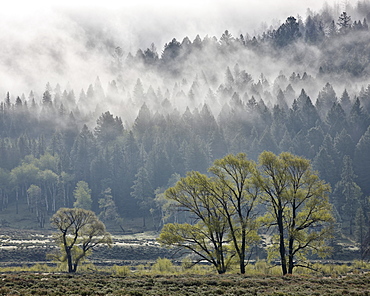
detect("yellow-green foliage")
(312, 263), (350, 276)
(352, 260), (370, 270)
(0, 263), (56, 273)
(112, 264), (131, 276)
(76, 262), (97, 272)
(151, 257), (175, 274)
(180, 257), (214, 275)
(27, 263), (54, 273)
(0, 260), (368, 278)
(134, 264), (148, 274)
(243, 260), (281, 276)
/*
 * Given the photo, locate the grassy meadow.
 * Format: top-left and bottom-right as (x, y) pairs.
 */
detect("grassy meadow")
(0, 259), (370, 295)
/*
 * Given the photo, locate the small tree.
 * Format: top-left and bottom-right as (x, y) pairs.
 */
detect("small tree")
(355, 207), (367, 259)
(50, 207), (112, 273)
(338, 12), (351, 33)
(73, 181), (92, 210)
(98, 187), (123, 230)
(27, 184), (46, 228)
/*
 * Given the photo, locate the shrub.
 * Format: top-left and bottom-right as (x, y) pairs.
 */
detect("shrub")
(254, 260), (270, 275)
(112, 265), (131, 276)
(151, 257), (175, 274)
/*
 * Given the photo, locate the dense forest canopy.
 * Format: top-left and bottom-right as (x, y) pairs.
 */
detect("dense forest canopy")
(0, 1), (370, 258)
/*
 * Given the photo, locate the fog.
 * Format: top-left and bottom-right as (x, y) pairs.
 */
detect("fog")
(0, 0), (344, 96)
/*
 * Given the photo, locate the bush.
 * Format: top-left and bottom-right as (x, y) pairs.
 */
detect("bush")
(151, 257), (175, 274)
(112, 265), (131, 276)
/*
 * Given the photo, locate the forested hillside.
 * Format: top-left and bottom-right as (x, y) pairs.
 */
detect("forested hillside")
(1, 1), (370, 253)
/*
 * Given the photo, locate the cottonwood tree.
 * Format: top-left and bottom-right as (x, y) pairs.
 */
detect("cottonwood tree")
(257, 151), (334, 275)
(159, 154), (261, 274)
(208, 153), (260, 274)
(50, 207), (112, 273)
(158, 171), (233, 274)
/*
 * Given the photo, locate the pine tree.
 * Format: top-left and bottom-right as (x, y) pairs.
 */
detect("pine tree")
(338, 12), (352, 33)
(333, 156), (363, 235)
(354, 126), (370, 196)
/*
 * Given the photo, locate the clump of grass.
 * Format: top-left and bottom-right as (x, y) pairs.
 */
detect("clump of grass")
(312, 263), (350, 277)
(352, 260), (370, 271)
(77, 262), (97, 272)
(0, 263), (57, 273)
(254, 260), (270, 274)
(134, 264), (147, 275)
(28, 263), (54, 273)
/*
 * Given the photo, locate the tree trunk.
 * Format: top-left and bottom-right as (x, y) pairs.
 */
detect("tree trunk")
(66, 249), (74, 273)
(240, 260), (246, 274)
(15, 188), (19, 214)
(288, 236), (294, 274)
(63, 233), (74, 273)
(278, 209), (287, 275)
(288, 201), (296, 274)
(240, 229), (246, 274)
(217, 268), (227, 274)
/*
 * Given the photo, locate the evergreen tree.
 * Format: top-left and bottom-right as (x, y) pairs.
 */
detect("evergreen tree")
(313, 147), (336, 186)
(338, 12), (352, 33)
(98, 187), (122, 227)
(349, 97), (368, 143)
(354, 126), (370, 196)
(355, 207), (368, 259)
(274, 16), (302, 47)
(276, 89), (289, 110)
(316, 83), (337, 118)
(333, 156), (363, 235)
(326, 102), (348, 136)
(131, 166), (154, 227)
(70, 125), (96, 182)
(300, 95), (320, 130)
(94, 111), (123, 145)
(133, 103), (152, 137)
(340, 89), (352, 115)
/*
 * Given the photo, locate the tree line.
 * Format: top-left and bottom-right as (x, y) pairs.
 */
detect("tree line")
(115, 4), (370, 80)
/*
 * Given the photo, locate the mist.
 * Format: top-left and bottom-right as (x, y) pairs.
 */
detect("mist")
(0, 0), (343, 97)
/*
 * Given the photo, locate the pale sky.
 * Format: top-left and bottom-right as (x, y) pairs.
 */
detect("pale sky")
(2, 0), (348, 49)
(0, 0), (356, 94)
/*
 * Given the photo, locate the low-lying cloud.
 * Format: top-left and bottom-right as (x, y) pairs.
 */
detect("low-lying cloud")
(0, 0), (343, 97)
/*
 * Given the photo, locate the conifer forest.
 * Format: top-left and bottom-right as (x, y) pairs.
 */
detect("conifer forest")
(1, 0), (370, 272)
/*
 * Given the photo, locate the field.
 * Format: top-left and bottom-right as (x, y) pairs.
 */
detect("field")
(1, 227), (370, 295)
(1, 272), (370, 296)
